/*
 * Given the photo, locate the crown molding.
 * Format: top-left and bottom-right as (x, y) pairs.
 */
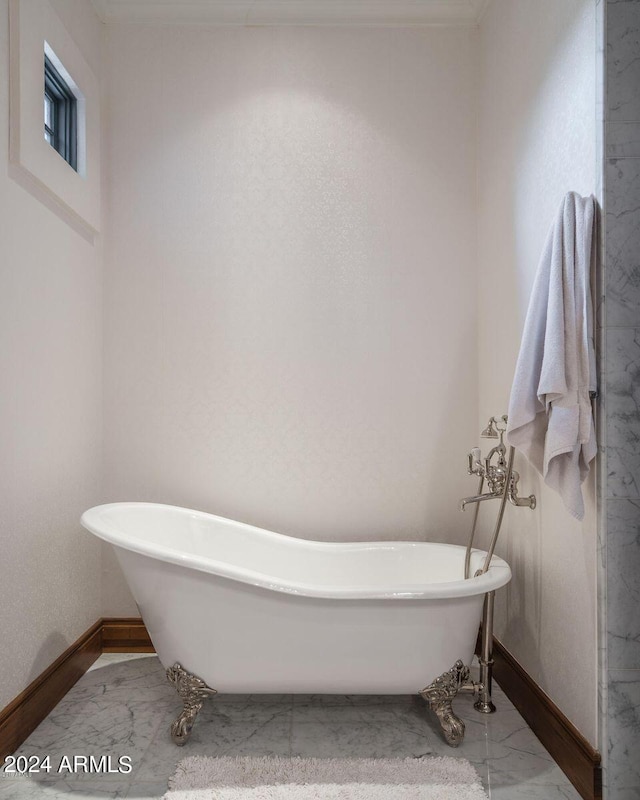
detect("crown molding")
(90, 0), (488, 27)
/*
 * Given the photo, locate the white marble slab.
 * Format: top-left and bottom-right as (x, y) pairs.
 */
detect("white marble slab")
(607, 122), (640, 158)
(607, 669), (640, 799)
(604, 4), (640, 797)
(607, 0), (640, 122)
(606, 328), (640, 496)
(607, 499), (640, 669)
(605, 159), (640, 327)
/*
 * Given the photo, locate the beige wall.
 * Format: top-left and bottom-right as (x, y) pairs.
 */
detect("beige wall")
(477, 0), (598, 744)
(0, 1), (601, 750)
(102, 24), (479, 615)
(0, 0), (104, 710)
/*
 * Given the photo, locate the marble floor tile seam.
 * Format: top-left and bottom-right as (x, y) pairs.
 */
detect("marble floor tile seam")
(290, 694), (416, 705)
(126, 697), (179, 784)
(288, 717), (441, 744)
(289, 706), (431, 727)
(210, 694), (294, 704)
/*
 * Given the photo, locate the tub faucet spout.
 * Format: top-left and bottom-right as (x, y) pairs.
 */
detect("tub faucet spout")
(459, 493), (501, 511)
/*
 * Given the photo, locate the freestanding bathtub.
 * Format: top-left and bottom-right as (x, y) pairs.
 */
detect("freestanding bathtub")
(81, 502), (511, 747)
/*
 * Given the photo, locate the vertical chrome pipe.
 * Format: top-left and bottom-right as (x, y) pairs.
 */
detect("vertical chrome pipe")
(474, 590), (496, 713)
(464, 475), (485, 579)
(474, 445), (514, 713)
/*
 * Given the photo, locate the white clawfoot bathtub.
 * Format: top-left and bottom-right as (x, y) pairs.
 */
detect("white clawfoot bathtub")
(81, 502), (511, 745)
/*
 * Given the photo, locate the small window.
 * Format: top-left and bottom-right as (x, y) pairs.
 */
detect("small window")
(44, 54), (77, 171)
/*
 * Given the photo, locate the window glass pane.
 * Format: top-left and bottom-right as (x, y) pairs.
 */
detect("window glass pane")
(44, 94), (53, 130)
(44, 54), (77, 171)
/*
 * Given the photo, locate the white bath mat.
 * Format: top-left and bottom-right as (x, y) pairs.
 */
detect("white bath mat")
(165, 755), (489, 800)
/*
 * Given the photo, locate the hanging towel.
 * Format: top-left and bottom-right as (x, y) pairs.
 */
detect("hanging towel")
(506, 192), (597, 521)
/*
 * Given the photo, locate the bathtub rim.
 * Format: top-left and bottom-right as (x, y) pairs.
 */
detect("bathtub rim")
(81, 501), (511, 601)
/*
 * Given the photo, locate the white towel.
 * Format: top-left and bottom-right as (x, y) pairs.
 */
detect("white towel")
(506, 192), (597, 521)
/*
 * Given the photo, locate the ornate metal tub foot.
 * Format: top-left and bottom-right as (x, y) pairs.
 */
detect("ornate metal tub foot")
(166, 663), (217, 745)
(419, 660), (480, 747)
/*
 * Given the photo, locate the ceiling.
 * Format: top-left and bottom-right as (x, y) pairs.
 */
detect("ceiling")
(90, 0), (490, 26)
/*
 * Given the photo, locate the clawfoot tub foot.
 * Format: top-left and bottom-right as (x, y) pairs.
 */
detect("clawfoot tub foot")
(419, 660), (481, 747)
(166, 663), (217, 745)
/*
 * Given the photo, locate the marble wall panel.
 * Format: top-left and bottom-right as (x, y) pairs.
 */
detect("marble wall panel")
(607, 671), (640, 799)
(607, 122), (640, 158)
(607, 0), (640, 121)
(605, 4), (640, 797)
(605, 160), (640, 327)
(605, 328), (640, 497)
(606, 499), (640, 669)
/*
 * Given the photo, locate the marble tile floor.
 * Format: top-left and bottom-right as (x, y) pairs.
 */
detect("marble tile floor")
(0, 653), (581, 799)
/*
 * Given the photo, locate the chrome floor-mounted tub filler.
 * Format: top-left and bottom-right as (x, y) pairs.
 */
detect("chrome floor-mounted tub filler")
(81, 415), (534, 748)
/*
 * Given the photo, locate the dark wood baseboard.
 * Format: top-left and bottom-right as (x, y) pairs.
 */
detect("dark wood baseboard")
(0, 618), (154, 761)
(101, 617), (154, 653)
(0, 620), (102, 762)
(492, 637), (602, 800)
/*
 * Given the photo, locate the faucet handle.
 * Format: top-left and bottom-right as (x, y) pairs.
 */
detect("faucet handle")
(468, 447), (482, 475)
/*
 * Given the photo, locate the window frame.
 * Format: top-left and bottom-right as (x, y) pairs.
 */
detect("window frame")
(44, 54), (77, 172)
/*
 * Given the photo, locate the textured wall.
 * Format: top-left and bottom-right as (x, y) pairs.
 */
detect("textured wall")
(102, 24), (478, 614)
(477, 0), (598, 744)
(603, 0), (640, 795)
(0, 0), (103, 711)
